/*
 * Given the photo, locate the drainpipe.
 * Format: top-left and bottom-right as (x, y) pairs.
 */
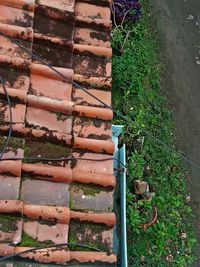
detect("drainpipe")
(112, 125), (128, 267)
(119, 143), (128, 267)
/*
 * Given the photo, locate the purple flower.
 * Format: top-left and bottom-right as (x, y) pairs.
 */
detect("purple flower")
(113, 0), (141, 22)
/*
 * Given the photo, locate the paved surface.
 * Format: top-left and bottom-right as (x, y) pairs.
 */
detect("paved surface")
(152, 0), (200, 264)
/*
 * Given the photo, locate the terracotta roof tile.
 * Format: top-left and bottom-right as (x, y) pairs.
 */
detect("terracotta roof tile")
(0, 0), (118, 264)
(23, 220), (69, 244)
(0, 4), (34, 27)
(21, 179), (70, 206)
(36, 0), (75, 13)
(30, 74), (73, 101)
(70, 184), (114, 212)
(0, 176), (21, 199)
(72, 151), (113, 174)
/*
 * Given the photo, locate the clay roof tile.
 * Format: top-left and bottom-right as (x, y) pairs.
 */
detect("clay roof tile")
(0, 0), (118, 264)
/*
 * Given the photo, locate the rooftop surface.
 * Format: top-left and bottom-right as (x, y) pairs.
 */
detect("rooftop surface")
(0, 0), (118, 265)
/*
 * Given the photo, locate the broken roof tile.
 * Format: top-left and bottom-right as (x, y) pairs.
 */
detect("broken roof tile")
(23, 220), (69, 244)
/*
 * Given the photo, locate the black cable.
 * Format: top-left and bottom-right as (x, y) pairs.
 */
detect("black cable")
(1, 31), (200, 170)
(0, 242), (102, 262)
(0, 75), (12, 160)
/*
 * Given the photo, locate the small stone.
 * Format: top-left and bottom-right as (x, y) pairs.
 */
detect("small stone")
(186, 195), (191, 202)
(181, 232), (187, 239)
(187, 15), (194, 20)
(134, 180), (149, 194)
(166, 254), (174, 262)
(143, 192), (155, 201)
(140, 255), (145, 262)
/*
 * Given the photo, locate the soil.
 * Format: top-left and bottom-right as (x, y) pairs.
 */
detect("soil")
(152, 0), (200, 264)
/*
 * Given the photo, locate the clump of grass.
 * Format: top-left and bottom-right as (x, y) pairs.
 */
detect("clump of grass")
(112, 0), (197, 266)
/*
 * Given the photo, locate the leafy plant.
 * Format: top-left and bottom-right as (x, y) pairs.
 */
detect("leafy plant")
(112, 0), (197, 266)
(113, 0), (141, 22)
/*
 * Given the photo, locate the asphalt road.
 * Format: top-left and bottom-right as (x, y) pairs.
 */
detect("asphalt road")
(152, 0), (200, 264)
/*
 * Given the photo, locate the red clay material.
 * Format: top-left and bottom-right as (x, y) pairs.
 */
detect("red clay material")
(0, 0), (35, 11)
(0, 200), (23, 213)
(74, 137), (115, 154)
(0, 244), (14, 256)
(0, 160), (22, 177)
(70, 211), (116, 226)
(23, 204), (70, 224)
(14, 246), (71, 264)
(70, 252), (117, 263)
(72, 169), (115, 187)
(0, 0), (117, 264)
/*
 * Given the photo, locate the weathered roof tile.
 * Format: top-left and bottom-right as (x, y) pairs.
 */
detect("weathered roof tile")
(0, 0), (118, 264)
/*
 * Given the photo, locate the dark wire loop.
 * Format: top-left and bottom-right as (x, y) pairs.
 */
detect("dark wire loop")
(0, 75), (12, 159)
(0, 243), (102, 262)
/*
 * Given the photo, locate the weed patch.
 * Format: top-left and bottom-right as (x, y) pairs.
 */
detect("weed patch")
(112, 0), (197, 266)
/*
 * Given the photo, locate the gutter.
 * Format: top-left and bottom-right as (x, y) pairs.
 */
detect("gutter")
(112, 125), (128, 267)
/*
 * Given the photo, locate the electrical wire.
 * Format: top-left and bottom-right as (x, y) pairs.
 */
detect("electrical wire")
(0, 75), (12, 160)
(1, 31), (200, 170)
(0, 32), (122, 261)
(0, 243), (102, 262)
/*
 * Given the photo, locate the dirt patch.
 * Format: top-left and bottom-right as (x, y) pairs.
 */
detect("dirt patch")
(152, 0), (200, 264)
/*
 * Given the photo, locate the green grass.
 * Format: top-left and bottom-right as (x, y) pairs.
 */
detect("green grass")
(112, 1), (197, 266)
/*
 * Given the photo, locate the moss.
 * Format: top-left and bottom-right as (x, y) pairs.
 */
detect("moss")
(72, 182), (110, 197)
(0, 136), (4, 146)
(88, 13), (102, 20)
(38, 219), (57, 226)
(0, 215), (19, 232)
(56, 112), (69, 122)
(24, 145), (31, 157)
(68, 221), (111, 252)
(69, 195), (75, 209)
(20, 232), (54, 247)
(24, 140), (71, 159)
(10, 137), (24, 150)
(89, 83), (106, 89)
(0, 136), (24, 151)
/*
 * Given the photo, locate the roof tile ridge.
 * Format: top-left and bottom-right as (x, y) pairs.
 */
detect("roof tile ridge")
(0, 23), (33, 41)
(1, 247), (117, 264)
(0, 0), (35, 11)
(23, 204), (116, 226)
